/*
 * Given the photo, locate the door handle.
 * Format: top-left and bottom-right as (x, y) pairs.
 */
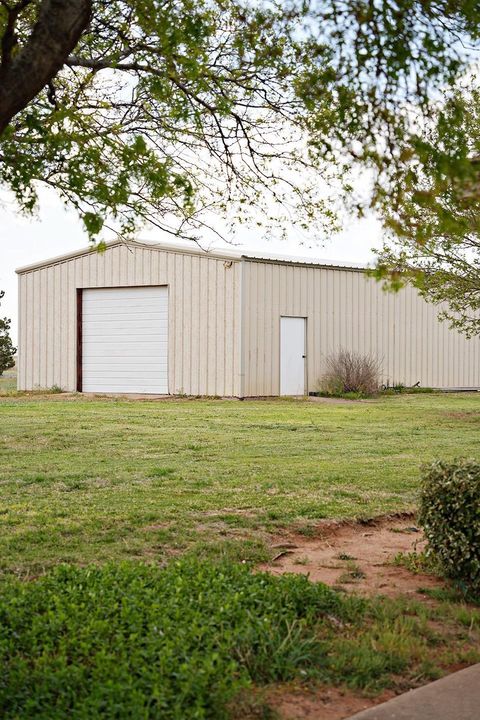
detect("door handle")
(302, 355), (306, 359)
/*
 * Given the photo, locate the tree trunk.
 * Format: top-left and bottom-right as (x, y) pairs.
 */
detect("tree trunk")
(0, 0), (92, 134)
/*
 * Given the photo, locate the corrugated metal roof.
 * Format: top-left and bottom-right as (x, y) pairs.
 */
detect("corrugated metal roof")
(16, 238), (370, 274)
(241, 250), (368, 270)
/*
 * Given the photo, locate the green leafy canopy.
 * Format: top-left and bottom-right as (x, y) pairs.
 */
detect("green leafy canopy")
(0, 0), (337, 241)
(0, 0), (479, 243)
(374, 87), (480, 337)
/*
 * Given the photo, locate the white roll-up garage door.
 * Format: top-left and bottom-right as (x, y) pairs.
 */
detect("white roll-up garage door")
(82, 287), (168, 394)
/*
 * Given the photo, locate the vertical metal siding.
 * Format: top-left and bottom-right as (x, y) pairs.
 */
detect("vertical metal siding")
(242, 260), (480, 395)
(18, 245), (242, 396)
(17, 248), (480, 396)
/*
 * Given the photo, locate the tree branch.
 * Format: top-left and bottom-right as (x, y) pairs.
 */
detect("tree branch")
(0, 0), (32, 71)
(0, 0), (92, 133)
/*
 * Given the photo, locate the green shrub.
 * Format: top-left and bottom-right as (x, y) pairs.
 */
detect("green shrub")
(419, 459), (480, 595)
(0, 559), (358, 719)
(0, 290), (16, 377)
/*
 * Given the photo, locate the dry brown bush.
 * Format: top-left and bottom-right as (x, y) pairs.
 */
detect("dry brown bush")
(319, 349), (381, 396)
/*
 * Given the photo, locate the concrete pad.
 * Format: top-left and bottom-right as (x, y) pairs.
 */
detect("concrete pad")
(347, 664), (480, 720)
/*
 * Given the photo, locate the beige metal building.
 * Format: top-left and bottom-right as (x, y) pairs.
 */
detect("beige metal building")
(16, 239), (480, 395)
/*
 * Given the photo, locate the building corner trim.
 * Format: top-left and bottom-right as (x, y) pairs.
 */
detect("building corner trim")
(239, 258), (246, 399)
(76, 289), (83, 392)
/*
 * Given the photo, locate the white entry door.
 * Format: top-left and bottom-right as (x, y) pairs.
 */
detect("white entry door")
(82, 286), (168, 394)
(280, 317), (306, 395)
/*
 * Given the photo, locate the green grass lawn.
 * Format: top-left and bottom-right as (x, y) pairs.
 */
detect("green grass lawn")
(1, 391), (479, 718)
(0, 392), (479, 575)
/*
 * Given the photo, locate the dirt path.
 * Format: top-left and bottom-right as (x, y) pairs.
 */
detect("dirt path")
(261, 514), (443, 598)
(256, 515), (449, 720)
(264, 685), (396, 720)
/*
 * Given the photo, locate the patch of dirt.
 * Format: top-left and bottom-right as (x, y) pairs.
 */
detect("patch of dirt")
(261, 515), (444, 598)
(308, 395), (366, 405)
(443, 411), (479, 422)
(258, 516), (452, 720)
(0, 392), (79, 402)
(143, 522), (172, 531)
(200, 508), (259, 518)
(265, 685), (395, 720)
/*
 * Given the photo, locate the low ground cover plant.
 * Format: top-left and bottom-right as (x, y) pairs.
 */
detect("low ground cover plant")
(0, 560), (356, 719)
(1, 558), (479, 719)
(381, 384), (435, 395)
(419, 459), (480, 597)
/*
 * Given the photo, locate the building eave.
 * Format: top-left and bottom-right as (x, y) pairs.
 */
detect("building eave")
(16, 237), (370, 274)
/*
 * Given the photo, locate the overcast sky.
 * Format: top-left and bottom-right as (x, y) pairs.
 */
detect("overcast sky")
(1, 187), (382, 344)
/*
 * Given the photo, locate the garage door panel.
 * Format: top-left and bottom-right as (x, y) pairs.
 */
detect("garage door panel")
(83, 359), (168, 369)
(84, 285), (166, 303)
(83, 338), (168, 347)
(82, 316), (166, 324)
(83, 343), (167, 354)
(83, 308), (167, 316)
(84, 373), (167, 381)
(83, 287), (161, 297)
(82, 320), (167, 332)
(83, 341), (167, 360)
(83, 298), (167, 306)
(84, 365), (168, 373)
(85, 370), (166, 383)
(82, 384), (168, 393)
(83, 294), (168, 304)
(84, 305), (167, 320)
(83, 329), (167, 339)
(83, 299), (167, 307)
(82, 287), (168, 394)
(82, 359), (167, 367)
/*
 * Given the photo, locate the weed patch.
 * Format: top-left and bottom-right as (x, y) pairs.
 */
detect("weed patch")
(393, 550), (441, 575)
(0, 560), (354, 718)
(0, 558), (479, 718)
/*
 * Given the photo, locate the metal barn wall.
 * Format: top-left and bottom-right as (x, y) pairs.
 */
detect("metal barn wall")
(17, 243), (242, 396)
(241, 259), (480, 395)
